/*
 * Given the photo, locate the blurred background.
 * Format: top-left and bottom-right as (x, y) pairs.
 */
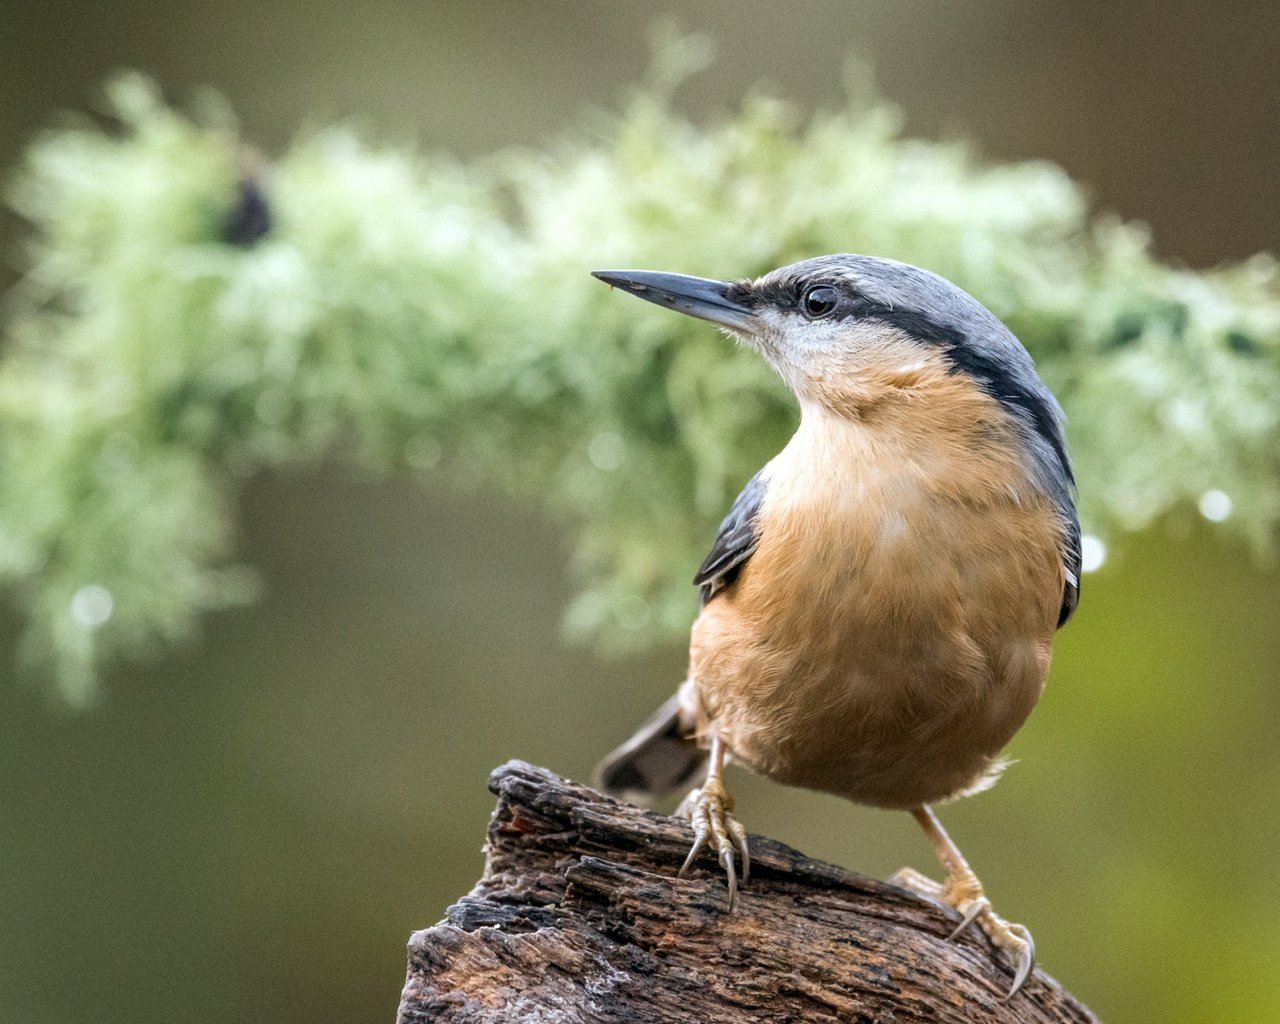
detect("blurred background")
(2, 2), (1277, 1022)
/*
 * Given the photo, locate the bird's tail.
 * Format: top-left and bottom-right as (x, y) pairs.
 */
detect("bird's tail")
(594, 691), (707, 804)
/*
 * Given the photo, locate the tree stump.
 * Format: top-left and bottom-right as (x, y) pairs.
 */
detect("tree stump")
(397, 761), (1101, 1023)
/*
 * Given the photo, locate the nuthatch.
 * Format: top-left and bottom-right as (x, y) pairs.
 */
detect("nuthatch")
(592, 255), (1080, 998)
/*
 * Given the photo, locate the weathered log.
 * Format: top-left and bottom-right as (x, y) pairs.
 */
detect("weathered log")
(398, 761), (1100, 1023)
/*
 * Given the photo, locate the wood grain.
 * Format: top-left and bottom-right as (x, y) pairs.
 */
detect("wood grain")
(397, 761), (1101, 1024)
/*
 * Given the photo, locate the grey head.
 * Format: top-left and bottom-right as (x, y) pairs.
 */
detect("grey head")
(593, 254), (1072, 485)
(593, 254), (1081, 624)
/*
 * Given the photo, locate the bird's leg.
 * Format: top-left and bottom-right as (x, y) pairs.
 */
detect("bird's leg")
(678, 734), (750, 909)
(891, 805), (1034, 999)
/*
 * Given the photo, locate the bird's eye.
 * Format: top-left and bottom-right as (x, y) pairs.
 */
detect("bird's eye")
(802, 285), (839, 319)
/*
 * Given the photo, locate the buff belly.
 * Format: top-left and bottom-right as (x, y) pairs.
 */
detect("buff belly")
(687, 413), (1064, 810)
(691, 607), (1052, 809)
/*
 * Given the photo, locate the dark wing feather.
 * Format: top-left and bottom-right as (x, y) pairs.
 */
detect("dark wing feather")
(1057, 508), (1082, 628)
(694, 469), (768, 605)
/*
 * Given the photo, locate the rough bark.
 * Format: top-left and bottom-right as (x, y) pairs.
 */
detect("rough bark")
(398, 760), (1101, 1024)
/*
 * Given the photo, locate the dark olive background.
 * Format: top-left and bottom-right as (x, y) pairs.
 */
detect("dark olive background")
(2, 3), (1278, 1023)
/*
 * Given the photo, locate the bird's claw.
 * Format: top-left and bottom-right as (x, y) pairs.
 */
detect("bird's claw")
(1002, 923), (1035, 1001)
(679, 776), (750, 910)
(948, 892), (991, 940)
(890, 866), (1035, 999)
(951, 895), (1034, 1001)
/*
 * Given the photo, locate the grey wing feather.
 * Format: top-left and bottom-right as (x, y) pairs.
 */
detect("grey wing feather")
(693, 468), (768, 605)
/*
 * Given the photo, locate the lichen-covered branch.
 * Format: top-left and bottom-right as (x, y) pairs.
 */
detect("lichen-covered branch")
(398, 761), (1102, 1024)
(3, 33), (1278, 700)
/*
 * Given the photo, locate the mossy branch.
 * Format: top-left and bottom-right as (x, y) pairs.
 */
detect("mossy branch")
(2, 39), (1278, 701)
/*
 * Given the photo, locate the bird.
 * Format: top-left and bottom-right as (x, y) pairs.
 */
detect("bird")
(590, 255), (1080, 999)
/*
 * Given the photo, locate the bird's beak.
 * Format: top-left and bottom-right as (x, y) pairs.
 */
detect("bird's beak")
(591, 270), (754, 332)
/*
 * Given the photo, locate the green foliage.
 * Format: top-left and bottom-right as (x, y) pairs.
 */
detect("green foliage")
(3, 44), (1278, 702)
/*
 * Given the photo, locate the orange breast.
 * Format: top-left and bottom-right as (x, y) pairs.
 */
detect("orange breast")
(688, 387), (1066, 809)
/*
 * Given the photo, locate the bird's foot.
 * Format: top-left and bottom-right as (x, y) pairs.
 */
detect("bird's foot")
(890, 865), (1035, 999)
(678, 775), (750, 910)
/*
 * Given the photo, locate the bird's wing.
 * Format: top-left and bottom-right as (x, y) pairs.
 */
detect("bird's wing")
(694, 468), (768, 605)
(1057, 510), (1082, 628)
